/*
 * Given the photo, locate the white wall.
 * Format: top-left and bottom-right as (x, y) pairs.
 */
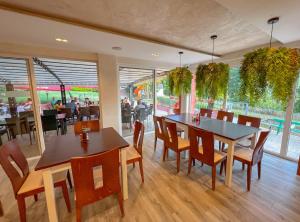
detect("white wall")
(98, 54), (121, 133)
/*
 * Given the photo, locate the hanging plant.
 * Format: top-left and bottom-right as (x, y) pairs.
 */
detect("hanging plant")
(240, 47), (300, 107)
(195, 62), (229, 100)
(168, 66), (193, 96)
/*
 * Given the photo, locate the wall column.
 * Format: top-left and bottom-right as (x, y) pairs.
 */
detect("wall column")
(98, 54), (121, 133)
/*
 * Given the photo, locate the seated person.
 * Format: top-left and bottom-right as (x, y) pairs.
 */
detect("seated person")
(54, 100), (63, 111)
(51, 97), (57, 108)
(66, 100), (78, 115)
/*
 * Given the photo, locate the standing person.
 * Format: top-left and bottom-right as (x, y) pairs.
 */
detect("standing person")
(51, 97), (57, 108)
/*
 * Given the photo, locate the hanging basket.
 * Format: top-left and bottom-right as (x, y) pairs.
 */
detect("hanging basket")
(240, 47), (300, 107)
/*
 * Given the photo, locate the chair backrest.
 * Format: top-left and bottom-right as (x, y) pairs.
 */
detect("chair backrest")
(0, 140), (29, 197)
(60, 107), (72, 118)
(41, 115), (58, 132)
(133, 121), (144, 156)
(71, 149), (121, 207)
(74, 120), (100, 134)
(89, 106), (100, 117)
(153, 116), (164, 139)
(238, 114), (261, 128)
(189, 126), (215, 165)
(43, 109), (57, 116)
(19, 110), (33, 118)
(79, 107), (90, 116)
(252, 130), (270, 165)
(217, 110), (234, 122)
(163, 121), (178, 149)
(199, 108), (213, 118)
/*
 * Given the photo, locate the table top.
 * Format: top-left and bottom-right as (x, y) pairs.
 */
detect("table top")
(35, 127), (129, 170)
(165, 113), (259, 141)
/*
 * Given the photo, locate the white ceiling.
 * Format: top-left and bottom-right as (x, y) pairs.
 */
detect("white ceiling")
(0, 9), (213, 65)
(215, 0), (300, 43)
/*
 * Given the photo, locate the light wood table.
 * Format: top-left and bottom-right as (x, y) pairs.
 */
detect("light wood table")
(35, 127), (129, 222)
(165, 113), (259, 187)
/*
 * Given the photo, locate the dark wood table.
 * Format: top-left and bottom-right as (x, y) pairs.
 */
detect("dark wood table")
(165, 113), (259, 187)
(35, 127), (129, 222)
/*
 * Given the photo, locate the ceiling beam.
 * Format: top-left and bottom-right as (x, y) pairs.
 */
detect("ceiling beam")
(0, 3), (220, 57)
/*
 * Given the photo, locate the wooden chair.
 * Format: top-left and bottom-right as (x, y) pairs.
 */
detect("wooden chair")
(163, 120), (190, 173)
(222, 131), (270, 191)
(89, 105), (100, 119)
(0, 140), (71, 222)
(71, 149), (124, 221)
(79, 107), (91, 120)
(188, 127), (227, 190)
(60, 107), (74, 123)
(126, 121), (145, 182)
(237, 114), (261, 148)
(199, 108), (213, 118)
(217, 110), (234, 151)
(153, 116), (164, 151)
(74, 120), (100, 134)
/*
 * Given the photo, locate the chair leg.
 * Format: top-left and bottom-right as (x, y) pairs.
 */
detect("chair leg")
(163, 146), (167, 161)
(154, 136), (157, 151)
(76, 206), (82, 222)
(34, 194), (38, 202)
(17, 196), (26, 222)
(118, 192), (125, 217)
(61, 181), (71, 212)
(257, 161), (261, 179)
(220, 161), (224, 175)
(133, 162), (135, 168)
(247, 164), (252, 191)
(176, 152), (180, 173)
(187, 156), (192, 175)
(242, 163), (245, 170)
(192, 159), (196, 166)
(212, 165), (216, 191)
(67, 170), (73, 189)
(138, 159), (144, 183)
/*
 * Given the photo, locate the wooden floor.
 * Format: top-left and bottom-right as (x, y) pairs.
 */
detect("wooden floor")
(1, 133), (300, 221)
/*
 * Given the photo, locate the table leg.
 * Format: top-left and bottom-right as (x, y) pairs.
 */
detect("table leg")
(225, 140), (235, 187)
(120, 148), (128, 200)
(43, 169), (58, 222)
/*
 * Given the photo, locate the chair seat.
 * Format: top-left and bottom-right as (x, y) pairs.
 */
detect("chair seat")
(234, 148), (253, 162)
(18, 169), (67, 195)
(126, 146), (141, 161)
(198, 146), (226, 163)
(178, 137), (190, 150)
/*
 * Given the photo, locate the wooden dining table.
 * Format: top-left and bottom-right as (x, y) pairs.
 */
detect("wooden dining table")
(165, 113), (259, 187)
(35, 127), (129, 222)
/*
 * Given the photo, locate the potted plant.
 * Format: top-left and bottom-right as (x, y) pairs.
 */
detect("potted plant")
(195, 62), (229, 109)
(240, 47), (300, 107)
(168, 66), (193, 114)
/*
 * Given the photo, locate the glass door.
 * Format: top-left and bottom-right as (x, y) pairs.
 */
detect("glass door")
(0, 57), (40, 157)
(119, 67), (154, 136)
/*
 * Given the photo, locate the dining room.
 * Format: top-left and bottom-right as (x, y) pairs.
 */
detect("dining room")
(0, 0), (300, 222)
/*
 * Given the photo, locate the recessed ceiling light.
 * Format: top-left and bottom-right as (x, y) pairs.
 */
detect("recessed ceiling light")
(112, 46), (122, 51)
(56, 38), (68, 43)
(152, 53), (160, 57)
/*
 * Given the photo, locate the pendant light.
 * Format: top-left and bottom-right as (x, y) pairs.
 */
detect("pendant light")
(210, 35), (217, 63)
(178, 51), (183, 68)
(267, 17), (279, 48)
